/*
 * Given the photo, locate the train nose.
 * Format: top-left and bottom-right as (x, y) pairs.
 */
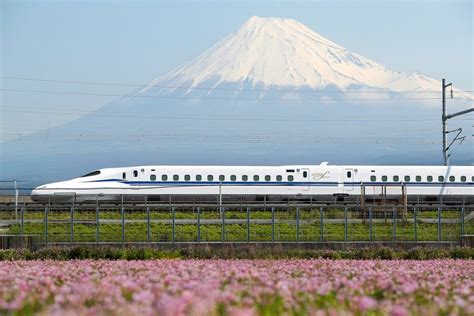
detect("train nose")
(31, 185), (50, 202)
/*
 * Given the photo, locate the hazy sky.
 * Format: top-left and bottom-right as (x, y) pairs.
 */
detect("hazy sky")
(1, 0), (473, 133)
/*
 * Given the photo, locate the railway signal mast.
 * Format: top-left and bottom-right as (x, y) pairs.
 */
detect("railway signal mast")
(441, 78), (473, 166)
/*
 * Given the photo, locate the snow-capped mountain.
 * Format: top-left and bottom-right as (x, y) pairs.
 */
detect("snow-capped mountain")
(137, 16), (464, 98)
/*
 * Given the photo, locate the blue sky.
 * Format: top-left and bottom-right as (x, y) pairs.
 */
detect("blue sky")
(1, 0), (473, 132)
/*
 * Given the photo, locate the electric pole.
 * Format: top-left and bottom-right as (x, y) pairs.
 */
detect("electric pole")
(441, 78), (473, 166)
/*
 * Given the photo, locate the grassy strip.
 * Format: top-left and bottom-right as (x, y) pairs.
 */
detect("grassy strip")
(0, 246), (472, 261)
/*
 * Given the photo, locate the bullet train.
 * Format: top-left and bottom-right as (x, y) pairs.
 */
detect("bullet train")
(31, 163), (474, 203)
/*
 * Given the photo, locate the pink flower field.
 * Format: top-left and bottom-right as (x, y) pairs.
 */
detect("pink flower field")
(0, 259), (472, 315)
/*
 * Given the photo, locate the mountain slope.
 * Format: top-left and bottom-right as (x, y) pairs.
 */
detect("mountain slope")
(138, 16), (453, 97)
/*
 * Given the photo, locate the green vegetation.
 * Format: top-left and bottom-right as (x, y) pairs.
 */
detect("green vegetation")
(0, 245), (472, 261)
(1, 208), (472, 243)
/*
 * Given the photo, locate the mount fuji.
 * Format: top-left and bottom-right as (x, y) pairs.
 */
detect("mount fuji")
(136, 16), (467, 100)
(2, 16), (472, 182)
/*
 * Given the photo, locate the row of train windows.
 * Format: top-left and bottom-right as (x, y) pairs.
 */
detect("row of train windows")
(369, 175), (471, 183)
(146, 174), (296, 182)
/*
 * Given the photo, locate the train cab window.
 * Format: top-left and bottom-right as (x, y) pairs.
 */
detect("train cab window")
(393, 175), (399, 182)
(184, 175), (191, 181)
(150, 175), (156, 181)
(81, 170), (101, 177)
(219, 175), (225, 181)
(438, 176), (444, 182)
(122, 172), (126, 180)
(265, 175), (271, 181)
(382, 175), (388, 182)
(449, 176), (455, 182)
(288, 175), (294, 182)
(460, 176), (466, 182)
(162, 175), (168, 181)
(253, 175), (260, 181)
(370, 175), (376, 182)
(242, 175), (248, 181)
(133, 170), (138, 178)
(173, 175), (179, 181)
(207, 175), (214, 181)
(303, 171), (308, 178)
(427, 176), (433, 182)
(230, 175), (237, 181)
(347, 171), (352, 178)
(196, 175), (202, 181)
(416, 176), (421, 182)
(404, 176), (410, 182)
(276, 175), (282, 181)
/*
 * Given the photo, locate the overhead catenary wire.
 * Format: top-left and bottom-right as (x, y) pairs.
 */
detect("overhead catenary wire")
(0, 88), (450, 102)
(0, 75), (454, 94)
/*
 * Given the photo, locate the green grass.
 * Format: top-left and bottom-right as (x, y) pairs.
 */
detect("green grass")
(1, 208), (472, 243)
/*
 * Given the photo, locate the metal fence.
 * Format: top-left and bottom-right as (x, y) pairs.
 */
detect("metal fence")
(0, 202), (472, 246)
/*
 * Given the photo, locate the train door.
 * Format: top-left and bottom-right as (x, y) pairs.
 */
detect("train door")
(345, 168), (354, 191)
(301, 168), (310, 191)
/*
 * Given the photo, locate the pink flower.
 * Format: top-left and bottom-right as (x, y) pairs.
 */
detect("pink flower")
(358, 296), (377, 311)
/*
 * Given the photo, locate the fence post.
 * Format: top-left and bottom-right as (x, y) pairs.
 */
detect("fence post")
(369, 207), (373, 242)
(19, 203), (24, 235)
(70, 202), (75, 243)
(320, 207), (324, 242)
(96, 200), (100, 244)
(461, 206), (465, 237)
(247, 207), (250, 242)
(171, 207), (175, 243)
(414, 207), (417, 243)
(344, 207), (348, 242)
(271, 207), (275, 243)
(121, 197), (125, 244)
(44, 204), (48, 246)
(296, 207), (300, 243)
(437, 207), (441, 242)
(221, 207), (225, 243)
(197, 207), (201, 243)
(146, 206), (151, 243)
(14, 180), (18, 223)
(392, 207), (396, 242)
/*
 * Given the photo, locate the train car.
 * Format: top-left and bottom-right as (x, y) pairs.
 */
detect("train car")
(31, 162), (473, 203)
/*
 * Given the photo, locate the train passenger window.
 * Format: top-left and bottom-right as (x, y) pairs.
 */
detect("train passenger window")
(133, 170), (138, 177)
(207, 175), (214, 181)
(162, 175), (168, 181)
(461, 176), (466, 182)
(382, 175), (387, 182)
(219, 175), (225, 181)
(449, 176), (455, 182)
(347, 171), (352, 178)
(404, 176), (410, 182)
(288, 175), (294, 181)
(438, 176), (444, 182)
(254, 175), (260, 181)
(122, 172), (126, 180)
(370, 175), (376, 182)
(196, 175), (202, 181)
(173, 175), (179, 181)
(230, 175), (236, 181)
(416, 176), (421, 182)
(303, 171), (308, 178)
(185, 175), (190, 181)
(265, 175), (271, 181)
(276, 175), (282, 181)
(393, 175), (399, 182)
(427, 176), (433, 182)
(150, 175), (156, 181)
(242, 175), (248, 181)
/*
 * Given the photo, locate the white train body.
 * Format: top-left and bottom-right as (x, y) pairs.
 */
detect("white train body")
(31, 163), (474, 202)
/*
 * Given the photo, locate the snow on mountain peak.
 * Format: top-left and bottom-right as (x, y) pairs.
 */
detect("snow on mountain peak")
(139, 16), (456, 96)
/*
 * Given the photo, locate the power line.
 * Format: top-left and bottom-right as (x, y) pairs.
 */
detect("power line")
(2, 105), (472, 122)
(0, 75), (452, 94)
(0, 88), (447, 102)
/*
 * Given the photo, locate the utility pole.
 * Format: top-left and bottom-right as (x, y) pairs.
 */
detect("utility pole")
(442, 79), (452, 166)
(441, 78), (473, 166)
